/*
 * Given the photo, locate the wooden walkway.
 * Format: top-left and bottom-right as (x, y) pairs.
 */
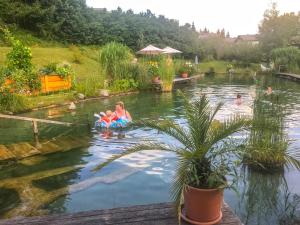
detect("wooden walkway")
(0, 135), (91, 162)
(0, 202), (243, 225)
(276, 72), (300, 81)
(173, 74), (202, 85)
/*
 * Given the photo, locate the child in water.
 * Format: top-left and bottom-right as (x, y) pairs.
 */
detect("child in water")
(99, 110), (116, 128)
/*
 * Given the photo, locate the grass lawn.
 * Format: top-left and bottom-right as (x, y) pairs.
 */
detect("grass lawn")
(0, 46), (104, 111)
(197, 60), (229, 74)
(197, 60), (260, 74)
(0, 46), (101, 81)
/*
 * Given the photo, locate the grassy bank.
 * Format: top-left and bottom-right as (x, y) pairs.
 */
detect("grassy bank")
(0, 46), (101, 81)
(0, 46), (259, 113)
(197, 60), (260, 74)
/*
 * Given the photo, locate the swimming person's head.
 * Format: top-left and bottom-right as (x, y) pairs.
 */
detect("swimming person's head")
(115, 101), (125, 111)
(237, 94), (241, 99)
(106, 110), (113, 117)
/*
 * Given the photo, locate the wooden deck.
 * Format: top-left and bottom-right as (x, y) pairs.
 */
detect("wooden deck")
(276, 72), (300, 81)
(0, 202), (243, 225)
(0, 135), (91, 162)
(173, 74), (202, 85)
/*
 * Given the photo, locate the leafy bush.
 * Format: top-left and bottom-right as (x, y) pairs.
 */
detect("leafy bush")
(99, 42), (133, 82)
(39, 63), (72, 79)
(0, 89), (28, 112)
(0, 28), (40, 94)
(2, 28), (33, 72)
(205, 67), (215, 76)
(147, 61), (159, 77)
(111, 79), (138, 92)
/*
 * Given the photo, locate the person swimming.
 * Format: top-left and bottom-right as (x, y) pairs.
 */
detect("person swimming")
(234, 94), (242, 106)
(266, 86), (273, 95)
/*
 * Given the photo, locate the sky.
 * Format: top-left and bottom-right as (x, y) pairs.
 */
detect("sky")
(86, 0), (299, 37)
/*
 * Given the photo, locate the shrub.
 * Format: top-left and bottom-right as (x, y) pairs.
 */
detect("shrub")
(2, 28), (33, 72)
(0, 89), (28, 112)
(39, 63), (72, 79)
(111, 79), (138, 92)
(75, 75), (104, 97)
(271, 47), (300, 73)
(205, 67), (215, 76)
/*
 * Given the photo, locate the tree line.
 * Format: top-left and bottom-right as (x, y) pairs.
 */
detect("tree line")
(0, 1), (299, 63)
(0, 0), (200, 57)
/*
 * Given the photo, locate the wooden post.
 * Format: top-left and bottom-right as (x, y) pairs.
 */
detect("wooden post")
(32, 120), (38, 135)
(32, 120), (41, 148)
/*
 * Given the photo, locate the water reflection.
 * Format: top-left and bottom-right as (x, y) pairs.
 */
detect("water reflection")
(238, 168), (300, 225)
(0, 74), (299, 225)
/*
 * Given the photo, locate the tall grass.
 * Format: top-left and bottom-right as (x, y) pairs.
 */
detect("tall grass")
(0, 90), (29, 113)
(158, 56), (175, 92)
(271, 47), (300, 73)
(99, 42), (133, 82)
(243, 92), (299, 171)
(75, 74), (104, 97)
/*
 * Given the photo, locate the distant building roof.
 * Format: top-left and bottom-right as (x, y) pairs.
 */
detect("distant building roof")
(199, 33), (219, 39)
(225, 37), (237, 43)
(236, 34), (258, 42)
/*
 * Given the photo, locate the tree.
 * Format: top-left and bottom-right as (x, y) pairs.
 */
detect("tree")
(191, 22), (196, 32)
(259, 3), (300, 55)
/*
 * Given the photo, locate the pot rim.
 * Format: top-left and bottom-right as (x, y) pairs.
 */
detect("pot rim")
(186, 185), (224, 192)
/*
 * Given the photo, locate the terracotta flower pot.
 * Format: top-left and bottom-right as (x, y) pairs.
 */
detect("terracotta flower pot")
(181, 73), (189, 78)
(182, 185), (223, 225)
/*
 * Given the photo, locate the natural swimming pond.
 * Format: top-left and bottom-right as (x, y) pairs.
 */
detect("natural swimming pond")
(0, 74), (299, 225)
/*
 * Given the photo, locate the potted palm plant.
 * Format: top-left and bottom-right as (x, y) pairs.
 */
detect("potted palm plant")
(93, 92), (250, 224)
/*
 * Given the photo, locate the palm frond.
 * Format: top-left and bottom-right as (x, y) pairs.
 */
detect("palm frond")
(134, 119), (195, 151)
(285, 151), (300, 170)
(92, 142), (176, 172)
(207, 115), (251, 151)
(170, 156), (190, 215)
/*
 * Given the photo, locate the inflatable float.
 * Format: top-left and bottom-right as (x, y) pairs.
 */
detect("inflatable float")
(94, 113), (130, 129)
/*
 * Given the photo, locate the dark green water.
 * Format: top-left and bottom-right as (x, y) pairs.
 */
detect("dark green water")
(0, 74), (299, 225)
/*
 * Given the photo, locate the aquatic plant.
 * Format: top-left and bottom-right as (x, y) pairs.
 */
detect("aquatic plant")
(243, 92), (300, 171)
(238, 168), (300, 225)
(93, 91), (250, 214)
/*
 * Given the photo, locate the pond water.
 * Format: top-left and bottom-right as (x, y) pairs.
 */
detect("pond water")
(0, 74), (299, 225)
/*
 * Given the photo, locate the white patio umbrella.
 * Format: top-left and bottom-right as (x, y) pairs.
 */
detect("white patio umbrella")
(162, 46), (182, 54)
(137, 45), (164, 55)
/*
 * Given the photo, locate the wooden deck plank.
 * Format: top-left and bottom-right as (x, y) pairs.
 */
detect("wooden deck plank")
(6, 143), (40, 159)
(0, 202), (243, 225)
(0, 145), (16, 161)
(277, 72), (300, 81)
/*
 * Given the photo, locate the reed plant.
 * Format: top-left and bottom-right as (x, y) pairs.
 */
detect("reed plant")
(158, 56), (175, 92)
(99, 42), (133, 83)
(243, 92), (300, 171)
(75, 74), (104, 97)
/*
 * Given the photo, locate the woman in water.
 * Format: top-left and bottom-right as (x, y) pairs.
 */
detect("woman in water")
(114, 102), (132, 125)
